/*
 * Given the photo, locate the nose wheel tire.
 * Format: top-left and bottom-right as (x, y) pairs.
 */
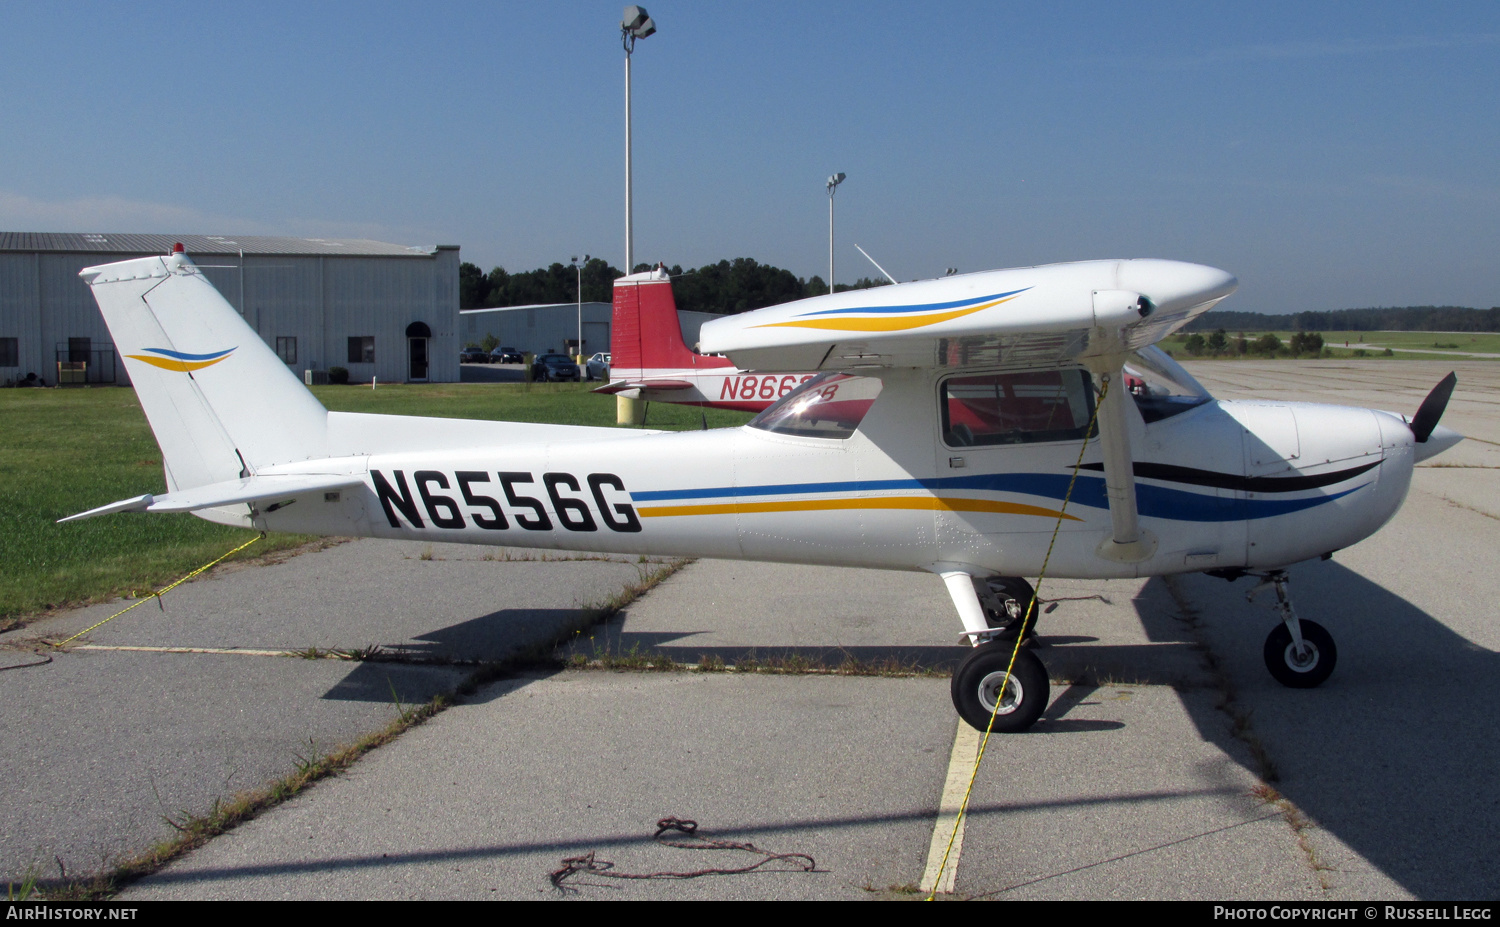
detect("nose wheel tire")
(1263, 619), (1337, 688)
(951, 644), (1050, 733)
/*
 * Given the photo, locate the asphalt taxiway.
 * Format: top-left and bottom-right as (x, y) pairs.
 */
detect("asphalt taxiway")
(2, 360), (1494, 899)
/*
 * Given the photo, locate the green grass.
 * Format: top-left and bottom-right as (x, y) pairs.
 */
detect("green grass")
(308, 380), (755, 429)
(0, 383), (753, 623)
(1169, 330), (1499, 360)
(1318, 330), (1500, 354)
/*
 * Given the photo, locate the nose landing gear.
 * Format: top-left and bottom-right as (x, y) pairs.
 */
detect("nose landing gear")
(1248, 570), (1338, 688)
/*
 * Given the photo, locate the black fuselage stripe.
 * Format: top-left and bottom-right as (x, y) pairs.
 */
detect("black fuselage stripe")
(1077, 460), (1380, 493)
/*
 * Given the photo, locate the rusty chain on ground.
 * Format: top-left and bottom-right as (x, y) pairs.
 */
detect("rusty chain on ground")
(549, 817), (816, 890)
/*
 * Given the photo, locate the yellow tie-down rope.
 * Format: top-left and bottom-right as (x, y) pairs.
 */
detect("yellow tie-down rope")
(51, 533), (264, 649)
(927, 375), (1111, 900)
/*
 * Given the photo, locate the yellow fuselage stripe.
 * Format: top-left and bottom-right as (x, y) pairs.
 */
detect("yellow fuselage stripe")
(753, 295), (1020, 333)
(637, 496), (1082, 521)
(126, 355), (228, 372)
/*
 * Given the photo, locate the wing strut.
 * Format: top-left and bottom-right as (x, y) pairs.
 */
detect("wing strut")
(1086, 359), (1157, 564)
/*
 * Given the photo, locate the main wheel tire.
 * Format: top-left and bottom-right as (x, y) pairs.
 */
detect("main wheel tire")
(951, 644), (1050, 733)
(1263, 620), (1337, 688)
(984, 576), (1039, 639)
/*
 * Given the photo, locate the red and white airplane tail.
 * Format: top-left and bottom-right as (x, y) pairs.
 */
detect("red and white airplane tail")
(597, 267), (816, 412)
(607, 266), (725, 378)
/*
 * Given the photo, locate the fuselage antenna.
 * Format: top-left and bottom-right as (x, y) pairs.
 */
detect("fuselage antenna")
(854, 244), (899, 286)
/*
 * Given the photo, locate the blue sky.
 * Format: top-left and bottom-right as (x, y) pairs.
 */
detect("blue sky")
(2, 2), (1496, 314)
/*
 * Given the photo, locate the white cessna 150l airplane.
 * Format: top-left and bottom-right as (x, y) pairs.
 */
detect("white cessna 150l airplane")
(66, 246), (1462, 732)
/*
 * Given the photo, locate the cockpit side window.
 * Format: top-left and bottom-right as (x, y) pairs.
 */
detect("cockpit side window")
(942, 368), (1096, 447)
(1124, 345), (1213, 423)
(748, 372), (883, 439)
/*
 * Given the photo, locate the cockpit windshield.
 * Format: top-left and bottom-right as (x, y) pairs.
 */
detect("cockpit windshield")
(748, 372), (883, 439)
(1123, 345), (1213, 423)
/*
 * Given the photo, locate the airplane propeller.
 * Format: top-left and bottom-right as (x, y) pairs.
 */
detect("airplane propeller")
(1410, 372), (1457, 443)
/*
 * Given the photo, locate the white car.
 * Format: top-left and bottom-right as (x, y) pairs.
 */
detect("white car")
(585, 352), (611, 381)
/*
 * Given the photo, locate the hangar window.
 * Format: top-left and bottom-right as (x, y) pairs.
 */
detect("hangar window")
(276, 337), (297, 365)
(347, 336), (374, 364)
(0, 338), (16, 367)
(942, 368), (1096, 447)
(749, 372), (883, 439)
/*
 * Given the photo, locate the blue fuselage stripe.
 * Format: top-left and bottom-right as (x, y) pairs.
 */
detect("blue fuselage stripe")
(632, 473), (1370, 523)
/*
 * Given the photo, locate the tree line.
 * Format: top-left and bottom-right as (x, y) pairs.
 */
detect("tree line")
(459, 258), (888, 315)
(1183, 306), (1500, 333)
(1171, 329), (1333, 358)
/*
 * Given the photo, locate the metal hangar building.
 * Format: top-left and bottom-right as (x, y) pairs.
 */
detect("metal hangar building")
(0, 233), (461, 386)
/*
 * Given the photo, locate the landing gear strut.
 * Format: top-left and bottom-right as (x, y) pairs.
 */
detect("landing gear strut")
(1248, 570), (1337, 688)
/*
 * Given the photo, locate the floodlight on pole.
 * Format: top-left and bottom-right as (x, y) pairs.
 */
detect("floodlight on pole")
(827, 172), (846, 294)
(572, 255), (590, 362)
(622, 6), (656, 275)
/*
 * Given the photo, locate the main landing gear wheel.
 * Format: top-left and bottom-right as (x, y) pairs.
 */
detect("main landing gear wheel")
(951, 643), (1050, 733)
(983, 576), (1039, 641)
(1263, 619), (1337, 688)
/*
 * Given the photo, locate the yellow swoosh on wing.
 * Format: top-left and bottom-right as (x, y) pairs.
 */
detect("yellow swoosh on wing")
(752, 294), (1020, 333)
(637, 496), (1081, 521)
(125, 354), (232, 372)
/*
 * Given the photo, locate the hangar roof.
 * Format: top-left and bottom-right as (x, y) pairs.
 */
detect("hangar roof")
(0, 232), (455, 257)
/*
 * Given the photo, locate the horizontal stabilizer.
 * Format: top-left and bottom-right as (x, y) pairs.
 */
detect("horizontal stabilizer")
(592, 379), (694, 395)
(59, 473), (365, 523)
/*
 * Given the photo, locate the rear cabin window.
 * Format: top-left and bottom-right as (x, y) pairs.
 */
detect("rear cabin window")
(942, 368), (1096, 446)
(748, 372), (883, 439)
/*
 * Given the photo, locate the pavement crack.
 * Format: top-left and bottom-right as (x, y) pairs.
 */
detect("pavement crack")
(966, 811), (1284, 898)
(1161, 575), (1337, 891)
(1251, 784), (1337, 890)
(1161, 575), (1279, 783)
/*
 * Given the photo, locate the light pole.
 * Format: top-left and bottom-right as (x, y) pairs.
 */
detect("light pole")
(618, 7), (655, 425)
(622, 6), (656, 275)
(572, 254), (590, 363)
(826, 172), (845, 294)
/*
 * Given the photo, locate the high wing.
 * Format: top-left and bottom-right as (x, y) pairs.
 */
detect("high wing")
(700, 258), (1238, 564)
(697, 259), (1236, 373)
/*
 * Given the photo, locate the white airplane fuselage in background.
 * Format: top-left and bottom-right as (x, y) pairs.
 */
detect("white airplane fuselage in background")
(68, 249), (1462, 730)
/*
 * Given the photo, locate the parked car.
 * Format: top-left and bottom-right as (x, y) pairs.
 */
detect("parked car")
(531, 353), (581, 382)
(585, 352), (611, 381)
(490, 346), (523, 364)
(459, 346), (490, 364)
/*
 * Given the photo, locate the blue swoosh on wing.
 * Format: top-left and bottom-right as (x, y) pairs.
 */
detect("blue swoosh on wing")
(141, 347), (237, 362)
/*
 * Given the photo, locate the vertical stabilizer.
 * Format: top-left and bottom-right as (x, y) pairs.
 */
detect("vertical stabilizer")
(81, 249), (328, 492)
(611, 268), (726, 375)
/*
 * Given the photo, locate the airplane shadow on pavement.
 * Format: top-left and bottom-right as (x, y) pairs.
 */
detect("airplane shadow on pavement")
(1143, 565), (1500, 900)
(317, 606), (589, 704)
